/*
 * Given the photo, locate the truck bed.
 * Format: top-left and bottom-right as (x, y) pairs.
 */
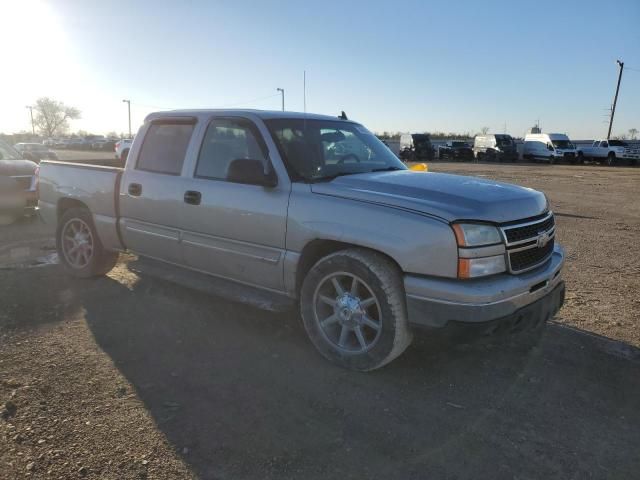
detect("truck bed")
(38, 161), (124, 251)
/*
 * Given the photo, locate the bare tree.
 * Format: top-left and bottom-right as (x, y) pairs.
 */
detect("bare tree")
(33, 97), (81, 137)
(628, 128), (638, 140)
(480, 126), (490, 135)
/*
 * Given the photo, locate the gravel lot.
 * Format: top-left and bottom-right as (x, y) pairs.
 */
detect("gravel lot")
(1, 162), (638, 479)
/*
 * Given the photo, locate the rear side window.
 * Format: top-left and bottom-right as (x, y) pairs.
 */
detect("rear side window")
(136, 123), (194, 175)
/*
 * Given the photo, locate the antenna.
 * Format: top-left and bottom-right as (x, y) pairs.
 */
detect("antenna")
(303, 70), (307, 113)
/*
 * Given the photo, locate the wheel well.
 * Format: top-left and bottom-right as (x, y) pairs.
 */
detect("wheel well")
(57, 198), (89, 220)
(295, 240), (401, 294)
(608, 151), (615, 157)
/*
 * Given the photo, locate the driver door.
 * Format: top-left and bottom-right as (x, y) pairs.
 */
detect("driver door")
(179, 116), (290, 291)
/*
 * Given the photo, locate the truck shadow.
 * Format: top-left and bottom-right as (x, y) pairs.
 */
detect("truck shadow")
(24, 262), (640, 479)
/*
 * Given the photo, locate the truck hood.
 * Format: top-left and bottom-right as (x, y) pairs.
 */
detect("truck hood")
(0, 159), (38, 176)
(310, 171), (548, 223)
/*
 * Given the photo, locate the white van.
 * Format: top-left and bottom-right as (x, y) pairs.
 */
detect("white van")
(523, 133), (577, 164)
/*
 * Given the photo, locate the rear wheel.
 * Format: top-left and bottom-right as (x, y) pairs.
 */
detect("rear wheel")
(57, 207), (118, 278)
(300, 249), (412, 371)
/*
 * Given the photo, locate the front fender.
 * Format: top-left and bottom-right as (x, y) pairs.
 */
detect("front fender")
(286, 185), (459, 282)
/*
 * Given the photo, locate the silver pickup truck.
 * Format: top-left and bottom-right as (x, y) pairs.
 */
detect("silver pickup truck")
(38, 110), (565, 370)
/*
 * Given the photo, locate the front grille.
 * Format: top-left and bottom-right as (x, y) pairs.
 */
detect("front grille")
(503, 214), (554, 243)
(501, 212), (556, 273)
(509, 239), (554, 271)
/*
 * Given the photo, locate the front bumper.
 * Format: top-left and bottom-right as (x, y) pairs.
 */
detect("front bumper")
(404, 244), (565, 330)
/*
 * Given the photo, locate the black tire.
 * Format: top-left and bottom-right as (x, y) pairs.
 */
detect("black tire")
(606, 152), (615, 166)
(549, 155), (555, 165)
(56, 207), (119, 278)
(300, 248), (413, 371)
(577, 152), (585, 164)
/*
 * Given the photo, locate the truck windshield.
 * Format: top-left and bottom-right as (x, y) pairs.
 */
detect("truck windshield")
(265, 119), (406, 182)
(608, 140), (628, 147)
(552, 140), (574, 149)
(496, 138), (512, 146)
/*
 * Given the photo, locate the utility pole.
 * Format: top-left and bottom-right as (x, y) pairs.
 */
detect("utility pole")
(607, 60), (624, 140)
(25, 105), (35, 135)
(276, 88), (285, 111)
(122, 99), (132, 138)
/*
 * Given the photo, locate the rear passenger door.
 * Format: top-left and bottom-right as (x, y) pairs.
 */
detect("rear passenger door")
(179, 116), (290, 291)
(119, 118), (196, 265)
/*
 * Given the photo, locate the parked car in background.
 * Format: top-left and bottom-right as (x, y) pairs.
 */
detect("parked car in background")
(473, 134), (518, 162)
(438, 141), (473, 160)
(13, 143), (58, 163)
(55, 138), (70, 148)
(115, 138), (133, 162)
(66, 138), (84, 149)
(91, 137), (117, 151)
(0, 140), (38, 225)
(577, 139), (639, 166)
(399, 133), (433, 162)
(523, 133), (577, 164)
(39, 109), (565, 371)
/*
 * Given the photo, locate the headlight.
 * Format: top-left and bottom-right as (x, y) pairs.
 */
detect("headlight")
(458, 255), (506, 279)
(451, 223), (502, 247)
(452, 223), (506, 279)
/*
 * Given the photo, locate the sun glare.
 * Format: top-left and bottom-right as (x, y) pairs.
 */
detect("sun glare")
(0, 0), (76, 131)
(1, 0), (66, 67)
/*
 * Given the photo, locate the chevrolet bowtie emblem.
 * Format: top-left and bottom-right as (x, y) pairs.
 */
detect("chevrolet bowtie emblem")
(536, 231), (551, 248)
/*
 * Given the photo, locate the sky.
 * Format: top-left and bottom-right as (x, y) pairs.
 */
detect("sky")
(0, 0), (638, 139)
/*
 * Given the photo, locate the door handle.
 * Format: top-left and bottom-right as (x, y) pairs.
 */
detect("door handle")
(128, 183), (142, 196)
(184, 190), (201, 205)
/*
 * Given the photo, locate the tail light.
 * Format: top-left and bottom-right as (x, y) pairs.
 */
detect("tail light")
(115, 141), (120, 151)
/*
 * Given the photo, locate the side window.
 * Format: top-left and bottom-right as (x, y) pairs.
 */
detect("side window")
(195, 118), (267, 181)
(601, 141), (608, 148)
(136, 123), (194, 175)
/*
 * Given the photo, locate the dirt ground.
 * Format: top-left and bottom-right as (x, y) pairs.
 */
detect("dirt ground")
(1, 161), (639, 479)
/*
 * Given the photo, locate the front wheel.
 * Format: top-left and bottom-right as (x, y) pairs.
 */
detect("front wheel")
(549, 155), (555, 165)
(300, 249), (413, 371)
(606, 153), (616, 166)
(57, 207), (119, 278)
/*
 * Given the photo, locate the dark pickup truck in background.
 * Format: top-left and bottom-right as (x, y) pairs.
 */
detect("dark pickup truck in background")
(438, 141), (473, 160)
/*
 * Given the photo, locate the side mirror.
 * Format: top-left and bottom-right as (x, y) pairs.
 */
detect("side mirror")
(226, 158), (277, 187)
